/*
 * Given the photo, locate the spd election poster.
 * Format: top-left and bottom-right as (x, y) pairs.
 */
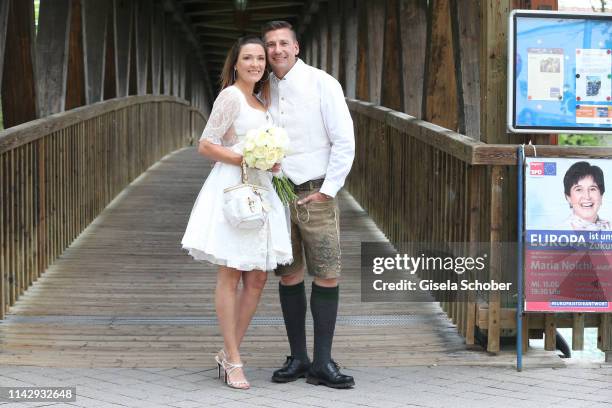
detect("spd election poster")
(525, 157), (612, 312)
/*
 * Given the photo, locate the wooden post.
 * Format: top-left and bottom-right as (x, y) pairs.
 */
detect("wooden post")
(0, 0), (8, 89)
(465, 165), (483, 345)
(311, 21), (319, 69)
(35, 0), (71, 116)
(356, 1), (368, 101)
(366, 1), (385, 105)
(572, 313), (584, 351)
(598, 314), (612, 362)
(65, 0), (86, 110)
(113, 0), (132, 98)
(302, 32), (311, 65)
(328, 0), (341, 80)
(2, 0), (38, 127)
(399, 0), (427, 118)
(480, 0), (510, 144)
(488, 165), (503, 353)
(318, 4), (329, 72)
(135, 0), (150, 96)
(381, 0), (402, 111)
(103, 7), (116, 100)
(544, 314), (556, 351)
(151, 2), (163, 95)
(128, 9), (137, 96)
(423, 0), (458, 130)
(163, 18), (173, 95)
(451, 0), (481, 139)
(342, 0), (358, 98)
(172, 34), (180, 97)
(82, 0), (108, 104)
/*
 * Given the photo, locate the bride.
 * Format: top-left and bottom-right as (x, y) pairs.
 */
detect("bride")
(181, 36), (292, 389)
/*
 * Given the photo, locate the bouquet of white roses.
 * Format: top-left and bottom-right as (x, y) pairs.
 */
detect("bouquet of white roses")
(242, 126), (297, 205)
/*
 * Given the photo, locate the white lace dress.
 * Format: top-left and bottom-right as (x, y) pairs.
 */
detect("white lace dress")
(181, 86), (293, 271)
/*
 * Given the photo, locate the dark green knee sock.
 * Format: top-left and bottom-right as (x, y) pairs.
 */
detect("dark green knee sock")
(310, 283), (339, 367)
(279, 281), (309, 361)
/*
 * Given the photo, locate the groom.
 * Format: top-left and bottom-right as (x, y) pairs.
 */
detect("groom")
(262, 21), (355, 389)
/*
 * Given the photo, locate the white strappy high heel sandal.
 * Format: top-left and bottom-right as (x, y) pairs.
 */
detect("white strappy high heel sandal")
(220, 358), (250, 390)
(215, 349), (227, 379)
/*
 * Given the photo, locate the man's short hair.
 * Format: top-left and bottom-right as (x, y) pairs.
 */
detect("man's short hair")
(261, 20), (298, 41)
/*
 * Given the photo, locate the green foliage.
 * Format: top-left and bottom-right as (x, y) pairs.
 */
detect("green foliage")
(558, 134), (611, 146)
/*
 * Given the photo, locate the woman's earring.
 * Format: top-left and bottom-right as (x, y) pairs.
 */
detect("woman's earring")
(233, 68), (237, 83)
(260, 70), (270, 82)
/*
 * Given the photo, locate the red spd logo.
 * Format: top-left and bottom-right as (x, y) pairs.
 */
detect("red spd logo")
(529, 162), (544, 176)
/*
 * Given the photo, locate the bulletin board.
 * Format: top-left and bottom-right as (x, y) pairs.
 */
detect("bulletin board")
(508, 10), (612, 133)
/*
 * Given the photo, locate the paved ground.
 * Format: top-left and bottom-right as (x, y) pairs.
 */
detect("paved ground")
(0, 364), (611, 408)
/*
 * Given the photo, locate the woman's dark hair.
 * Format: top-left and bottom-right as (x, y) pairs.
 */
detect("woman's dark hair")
(219, 35), (270, 105)
(563, 161), (605, 196)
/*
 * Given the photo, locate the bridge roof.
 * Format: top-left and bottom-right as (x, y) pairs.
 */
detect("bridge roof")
(176, 0), (313, 89)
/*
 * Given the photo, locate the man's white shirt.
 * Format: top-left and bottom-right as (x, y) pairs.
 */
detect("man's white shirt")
(269, 59), (355, 198)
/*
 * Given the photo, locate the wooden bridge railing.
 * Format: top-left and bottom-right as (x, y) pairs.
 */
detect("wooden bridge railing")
(0, 95), (206, 319)
(346, 98), (612, 360)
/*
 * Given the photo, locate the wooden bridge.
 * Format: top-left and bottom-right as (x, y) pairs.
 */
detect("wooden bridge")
(0, 0), (611, 368)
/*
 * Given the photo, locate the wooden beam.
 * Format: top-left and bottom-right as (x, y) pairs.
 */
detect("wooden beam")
(0, 0), (8, 89)
(135, 0), (151, 95)
(328, 0), (341, 80)
(318, 3), (329, 72)
(103, 7), (116, 100)
(310, 21), (319, 69)
(342, 0), (359, 98)
(423, 0), (458, 131)
(487, 167), (503, 353)
(82, 0), (109, 104)
(113, 0), (132, 97)
(151, 2), (163, 95)
(381, 0), (402, 111)
(249, 13), (300, 21)
(452, 0), (481, 139)
(400, 0), (426, 118)
(128, 7), (137, 96)
(355, 0), (368, 100)
(302, 32), (311, 64)
(65, 0), (86, 110)
(173, 34), (180, 97)
(296, 0), (320, 35)
(1, 0), (38, 127)
(35, 0), (71, 116)
(198, 31), (241, 40)
(186, 2), (305, 16)
(598, 314), (612, 362)
(572, 313), (584, 351)
(480, 0), (510, 144)
(163, 18), (174, 95)
(179, 43), (186, 99)
(366, 1), (384, 105)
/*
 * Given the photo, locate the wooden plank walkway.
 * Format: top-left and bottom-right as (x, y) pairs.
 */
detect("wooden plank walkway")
(0, 148), (562, 368)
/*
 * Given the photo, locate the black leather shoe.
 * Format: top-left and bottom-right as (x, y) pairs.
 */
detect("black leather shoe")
(271, 356), (311, 383)
(306, 361), (355, 389)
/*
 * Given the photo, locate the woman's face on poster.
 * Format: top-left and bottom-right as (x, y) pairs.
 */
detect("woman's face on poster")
(566, 175), (603, 223)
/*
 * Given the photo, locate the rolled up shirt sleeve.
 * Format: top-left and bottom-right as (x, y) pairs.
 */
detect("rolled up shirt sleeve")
(319, 76), (355, 197)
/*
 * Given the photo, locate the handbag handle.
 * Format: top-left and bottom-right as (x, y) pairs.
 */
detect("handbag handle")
(241, 159), (249, 184)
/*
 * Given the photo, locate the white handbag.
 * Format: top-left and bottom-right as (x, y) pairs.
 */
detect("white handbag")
(223, 161), (269, 229)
